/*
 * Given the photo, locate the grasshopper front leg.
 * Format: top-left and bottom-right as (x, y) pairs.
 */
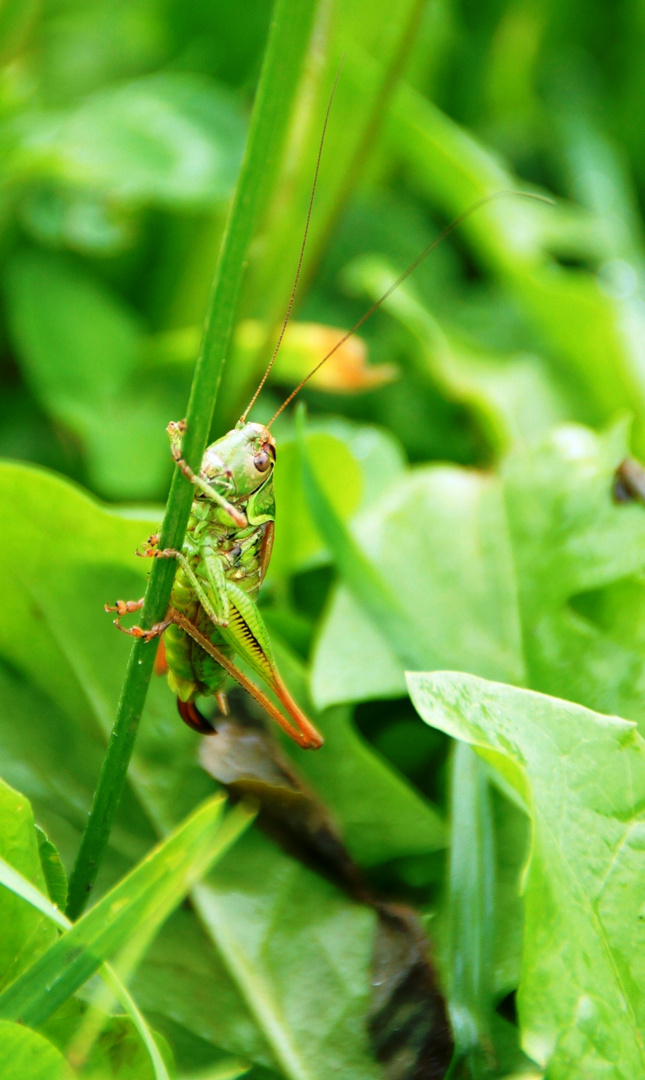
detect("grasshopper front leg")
(137, 542), (230, 628)
(107, 543), (231, 639)
(167, 420), (247, 528)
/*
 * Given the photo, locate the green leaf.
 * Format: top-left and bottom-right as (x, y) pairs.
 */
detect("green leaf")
(5, 249), (142, 416)
(270, 430), (363, 578)
(298, 406), (435, 672)
(193, 829), (382, 1080)
(503, 424), (645, 614)
(0, 1020), (74, 1080)
(503, 423), (645, 728)
(312, 462), (525, 707)
(313, 421), (645, 734)
(131, 908), (276, 1070)
(408, 671), (645, 1080)
(0, 461), (157, 740)
(0, 779), (58, 990)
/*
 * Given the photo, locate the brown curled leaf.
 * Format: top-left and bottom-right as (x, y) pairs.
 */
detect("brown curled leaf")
(199, 715), (363, 894)
(199, 705), (454, 1079)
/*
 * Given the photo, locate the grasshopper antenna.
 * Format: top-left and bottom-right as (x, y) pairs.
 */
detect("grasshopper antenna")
(265, 189), (555, 430)
(239, 58), (345, 425)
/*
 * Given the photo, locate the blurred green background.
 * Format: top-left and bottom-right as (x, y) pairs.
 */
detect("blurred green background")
(4, 0), (645, 500)
(2, 2), (645, 1078)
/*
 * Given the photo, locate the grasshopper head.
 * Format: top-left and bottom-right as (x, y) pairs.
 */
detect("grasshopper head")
(200, 422), (276, 499)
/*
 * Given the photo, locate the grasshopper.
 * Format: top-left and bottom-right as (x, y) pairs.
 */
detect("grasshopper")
(106, 415), (324, 748)
(106, 77), (549, 750)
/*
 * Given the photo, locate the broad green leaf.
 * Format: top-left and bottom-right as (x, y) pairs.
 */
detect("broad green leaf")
(503, 424), (645, 614)
(312, 463), (525, 707)
(0, 460), (158, 746)
(314, 587), (406, 704)
(0, 1020), (74, 1080)
(408, 671), (645, 1080)
(0, 779), (58, 990)
(298, 408), (427, 671)
(314, 422), (645, 736)
(5, 249), (142, 414)
(503, 423), (645, 728)
(0, 659), (154, 880)
(270, 431), (363, 579)
(194, 829), (382, 1080)
(0, 795), (249, 1026)
(131, 909), (276, 1070)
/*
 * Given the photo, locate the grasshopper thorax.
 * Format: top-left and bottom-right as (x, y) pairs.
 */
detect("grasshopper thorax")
(200, 422), (276, 500)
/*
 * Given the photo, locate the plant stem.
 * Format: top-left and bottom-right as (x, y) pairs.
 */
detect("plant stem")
(66, 0), (319, 921)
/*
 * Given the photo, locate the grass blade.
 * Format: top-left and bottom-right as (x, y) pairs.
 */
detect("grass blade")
(0, 797), (253, 1027)
(66, 0), (321, 920)
(0, 856), (169, 1079)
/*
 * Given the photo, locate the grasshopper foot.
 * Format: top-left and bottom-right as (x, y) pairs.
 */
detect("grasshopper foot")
(137, 545), (180, 560)
(166, 419), (186, 442)
(112, 616), (172, 642)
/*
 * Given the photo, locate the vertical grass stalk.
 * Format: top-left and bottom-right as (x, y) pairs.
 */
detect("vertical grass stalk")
(66, 0), (320, 920)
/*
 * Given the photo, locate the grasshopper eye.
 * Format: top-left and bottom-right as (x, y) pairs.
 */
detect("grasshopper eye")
(253, 450), (271, 473)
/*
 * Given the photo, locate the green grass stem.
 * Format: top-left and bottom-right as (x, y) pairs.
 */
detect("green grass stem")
(66, 0), (320, 920)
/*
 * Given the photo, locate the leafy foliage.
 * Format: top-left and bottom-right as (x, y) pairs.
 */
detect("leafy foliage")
(2, 0), (645, 1078)
(408, 672), (645, 1080)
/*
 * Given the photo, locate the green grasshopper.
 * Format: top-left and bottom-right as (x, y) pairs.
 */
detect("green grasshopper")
(106, 414), (324, 748)
(104, 83), (346, 751)
(106, 80), (549, 750)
